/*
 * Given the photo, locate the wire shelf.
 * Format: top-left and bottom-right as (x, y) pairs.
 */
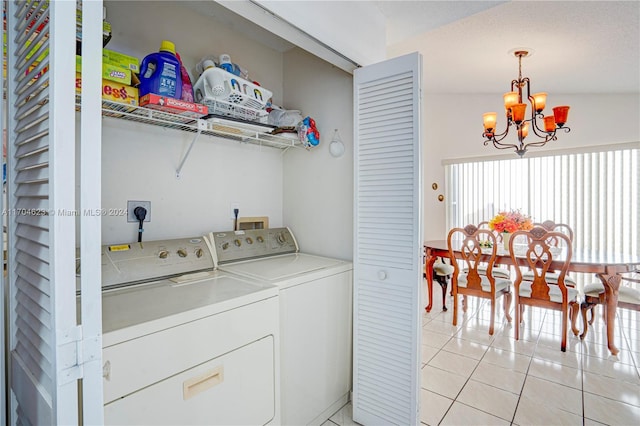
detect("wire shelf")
(76, 97), (306, 150)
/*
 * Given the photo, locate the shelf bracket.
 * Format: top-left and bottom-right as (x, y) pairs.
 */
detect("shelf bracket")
(176, 119), (207, 178)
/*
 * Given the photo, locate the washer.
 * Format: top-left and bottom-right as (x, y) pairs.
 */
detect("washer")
(89, 236), (280, 425)
(210, 227), (353, 426)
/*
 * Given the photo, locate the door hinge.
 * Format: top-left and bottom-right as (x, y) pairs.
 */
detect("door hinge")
(57, 325), (102, 385)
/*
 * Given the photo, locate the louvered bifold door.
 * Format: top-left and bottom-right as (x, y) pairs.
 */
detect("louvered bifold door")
(6, 1), (80, 424)
(352, 52), (423, 425)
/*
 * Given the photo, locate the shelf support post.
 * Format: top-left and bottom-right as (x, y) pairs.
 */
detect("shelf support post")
(176, 119), (207, 178)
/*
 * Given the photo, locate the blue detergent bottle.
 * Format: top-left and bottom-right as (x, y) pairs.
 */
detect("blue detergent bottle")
(139, 40), (182, 99)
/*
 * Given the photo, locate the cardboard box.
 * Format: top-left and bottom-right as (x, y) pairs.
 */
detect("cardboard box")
(103, 48), (139, 73)
(75, 72), (139, 106)
(76, 55), (134, 85)
(139, 94), (208, 118)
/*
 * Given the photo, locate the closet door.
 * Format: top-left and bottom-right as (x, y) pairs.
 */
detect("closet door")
(352, 52), (423, 425)
(5, 1), (104, 423)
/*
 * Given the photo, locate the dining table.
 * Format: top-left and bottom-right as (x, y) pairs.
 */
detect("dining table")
(424, 239), (640, 356)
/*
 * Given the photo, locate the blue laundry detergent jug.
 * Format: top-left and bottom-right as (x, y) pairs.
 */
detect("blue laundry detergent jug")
(139, 40), (182, 99)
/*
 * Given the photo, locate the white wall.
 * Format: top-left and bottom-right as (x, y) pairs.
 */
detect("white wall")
(104, 1), (285, 105)
(423, 93), (640, 241)
(220, 0), (387, 70)
(97, 1), (287, 244)
(281, 48), (354, 260)
(97, 1), (355, 250)
(98, 119), (283, 244)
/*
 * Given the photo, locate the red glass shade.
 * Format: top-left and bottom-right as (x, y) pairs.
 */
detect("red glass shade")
(553, 106), (570, 127)
(511, 103), (527, 123)
(543, 115), (556, 132)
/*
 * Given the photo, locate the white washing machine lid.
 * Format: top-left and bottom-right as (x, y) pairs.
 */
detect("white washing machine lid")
(100, 271), (278, 346)
(219, 253), (352, 287)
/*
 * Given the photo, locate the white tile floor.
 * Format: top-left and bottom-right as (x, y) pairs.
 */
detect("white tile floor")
(324, 279), (640, 426)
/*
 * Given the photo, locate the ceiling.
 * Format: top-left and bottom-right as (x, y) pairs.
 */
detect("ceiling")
(375, 0), (640, 94)
(188, 1), (638, 96)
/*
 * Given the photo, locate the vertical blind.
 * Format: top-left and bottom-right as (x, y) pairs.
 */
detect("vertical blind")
(445, 148), (639, 263)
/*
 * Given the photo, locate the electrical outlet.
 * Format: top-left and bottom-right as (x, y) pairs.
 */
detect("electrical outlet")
(230, 202), (240, 219)
(127, 200), (151, 223)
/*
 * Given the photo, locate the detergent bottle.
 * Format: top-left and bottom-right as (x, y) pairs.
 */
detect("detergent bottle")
(175, 52), (194, 102)
(139, 40), (182, 99)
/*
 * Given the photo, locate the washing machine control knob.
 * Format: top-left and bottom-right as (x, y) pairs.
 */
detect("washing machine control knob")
(177, 249), (187, 258)
(277, 233), (287, 244)
(222, 242), (229, 250)
(158, 250), (169, 259)
(245, 237), (253, 244)
(195, 248), (204, 258)
(234, 239), (242, 247)
(257, 236), (264, 243)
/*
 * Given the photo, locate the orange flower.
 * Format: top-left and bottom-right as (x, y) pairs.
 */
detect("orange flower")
(489, 210), (533, 233)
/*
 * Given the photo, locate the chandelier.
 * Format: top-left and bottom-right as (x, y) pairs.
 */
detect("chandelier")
(482, 49), (570, 157)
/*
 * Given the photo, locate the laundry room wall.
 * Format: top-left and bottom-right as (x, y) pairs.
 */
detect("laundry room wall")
(98, 120), (284, 244)
(94, 1), (288, 244)
(281, 48), (354, 261)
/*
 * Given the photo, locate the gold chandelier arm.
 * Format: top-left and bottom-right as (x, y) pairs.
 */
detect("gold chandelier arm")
(528, 115), (550, 138)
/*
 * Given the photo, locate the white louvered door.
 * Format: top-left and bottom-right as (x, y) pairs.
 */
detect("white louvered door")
(5, 1), (103, 424)
(352, 52), (423, 425)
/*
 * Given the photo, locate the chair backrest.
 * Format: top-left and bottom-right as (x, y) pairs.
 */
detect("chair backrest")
(510, 226), (573, 300)
(534, 220), (574, 244)
(447, 224), (498, 291)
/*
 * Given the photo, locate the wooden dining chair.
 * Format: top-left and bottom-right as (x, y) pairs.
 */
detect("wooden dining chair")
(579, 270), (640, 340)
(476, 220), (511, 279)
(448, 224), (512, 335)
(509, 226), (580, 352)
(525, 220), (577, 287)
(433, 257), (454, 311)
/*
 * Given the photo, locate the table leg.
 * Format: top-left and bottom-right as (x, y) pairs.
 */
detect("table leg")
(425, 252), (437, 313)
(597, 273), (621, 356)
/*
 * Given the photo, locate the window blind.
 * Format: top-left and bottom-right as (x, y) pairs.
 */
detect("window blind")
(445, 148), (639, 284)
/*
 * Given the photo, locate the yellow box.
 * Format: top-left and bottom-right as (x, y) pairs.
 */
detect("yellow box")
(103, 48), (139, 73)
(75, 72), (139, 106)
(77, 55), (133, 85)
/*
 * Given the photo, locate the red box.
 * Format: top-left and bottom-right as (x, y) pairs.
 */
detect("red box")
(139, 94), (208, 119)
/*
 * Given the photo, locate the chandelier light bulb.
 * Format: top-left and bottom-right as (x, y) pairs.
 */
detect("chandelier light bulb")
(531, 92), (547, 113)
(483, 112), (497, 133)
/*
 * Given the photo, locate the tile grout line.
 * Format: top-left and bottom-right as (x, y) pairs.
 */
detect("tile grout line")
(436, 298), (514, 424)
(508, 308), (546, 425)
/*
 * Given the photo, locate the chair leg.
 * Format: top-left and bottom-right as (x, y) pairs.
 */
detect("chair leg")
(503, 291), (513, 323)
(560, 307), (568, 352)
(452, 289), (458, 327)
(519, 304), (525, 322)
(580, 302), (590, 340)
(587, 305), (596, 325)
(570, 303), (580, 336)
(514, 295), (520, 341)
(439, 276), (448, 311)
(489, 297), (496, 335)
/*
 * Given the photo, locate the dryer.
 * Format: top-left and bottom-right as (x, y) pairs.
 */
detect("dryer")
(209, 227), (353, 426)
(87, 236), (280, 425)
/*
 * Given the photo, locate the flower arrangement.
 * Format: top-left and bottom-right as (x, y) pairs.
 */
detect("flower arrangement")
(488, 210), (533, 233)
